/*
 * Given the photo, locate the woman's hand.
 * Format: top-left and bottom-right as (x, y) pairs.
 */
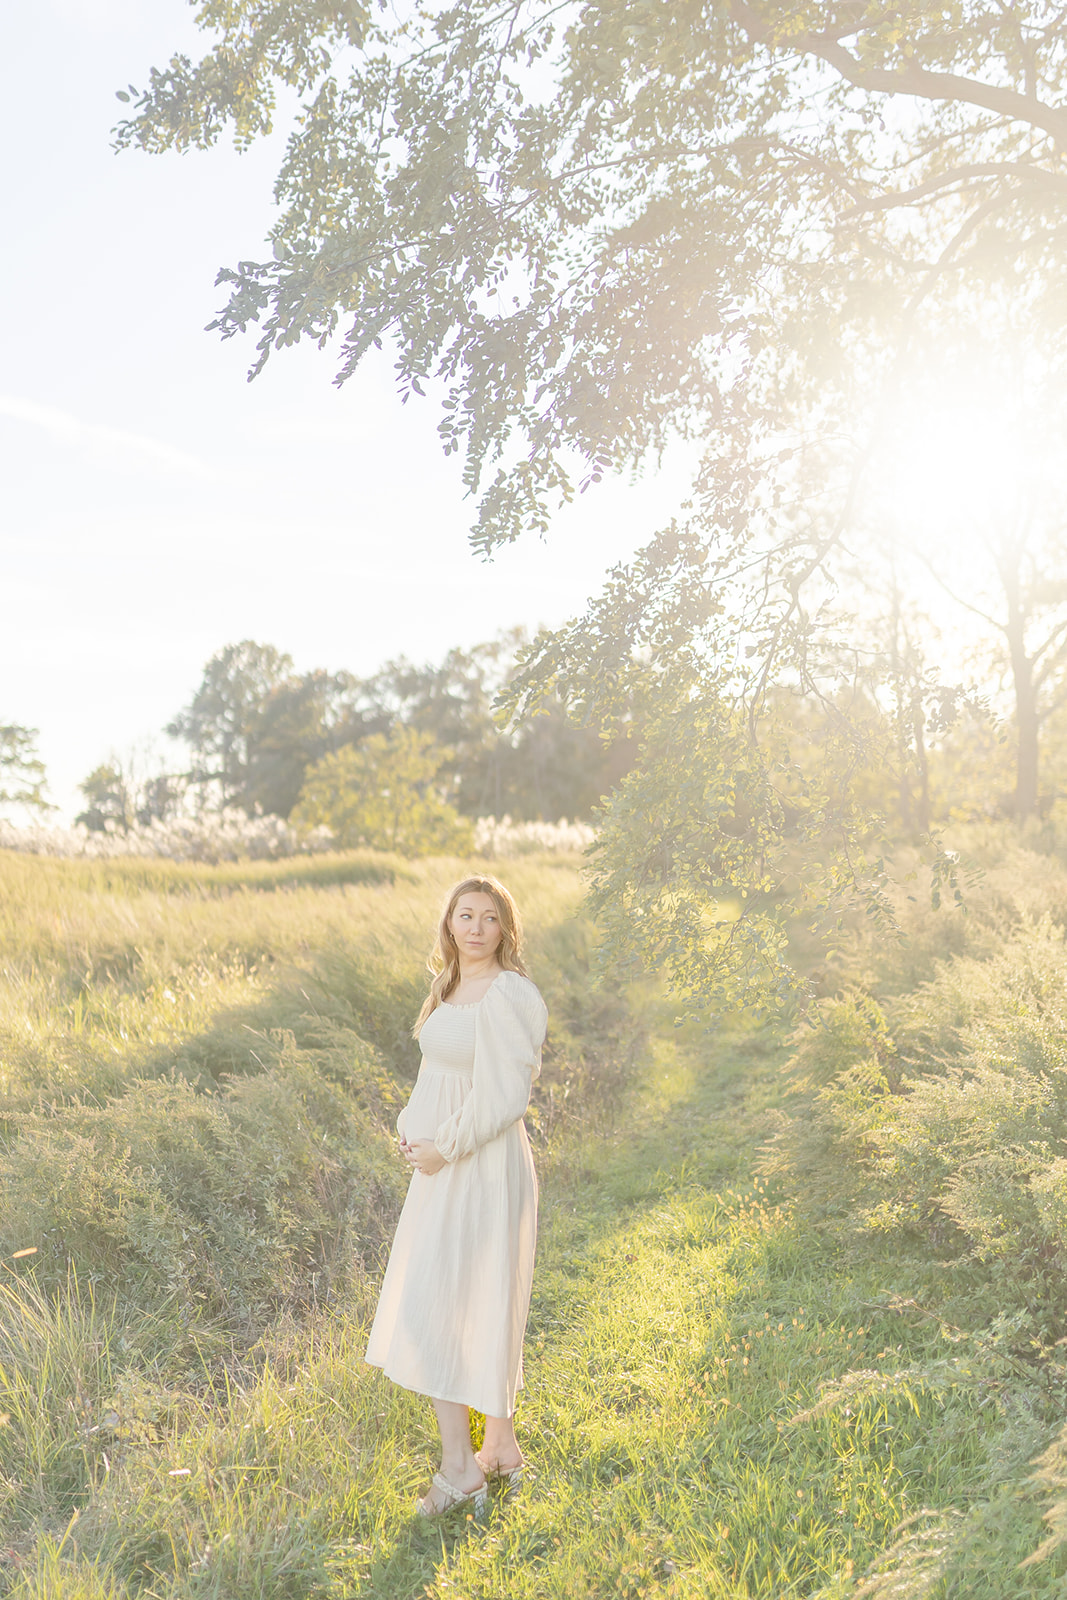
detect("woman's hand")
(400, 1136), (446, 1177)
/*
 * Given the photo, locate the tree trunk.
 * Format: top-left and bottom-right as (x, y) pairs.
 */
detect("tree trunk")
(1015, 682), (1040, 819)
(911, 690), (931, 834)
(888, 563), (931, 836)
(1003, 565), (1040, 819)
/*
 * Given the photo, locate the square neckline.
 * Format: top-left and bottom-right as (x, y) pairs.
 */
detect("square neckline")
(440, 971), (505, 1009)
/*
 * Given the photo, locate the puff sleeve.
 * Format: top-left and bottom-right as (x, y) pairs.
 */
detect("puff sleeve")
(433, 972), (547, 1163)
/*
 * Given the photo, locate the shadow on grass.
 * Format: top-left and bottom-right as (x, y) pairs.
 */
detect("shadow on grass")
(350, 1504), (501, 1600)
(69, 940), (430, 1098)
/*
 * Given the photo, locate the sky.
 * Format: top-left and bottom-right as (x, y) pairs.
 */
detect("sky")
(2, 1), (690, 821)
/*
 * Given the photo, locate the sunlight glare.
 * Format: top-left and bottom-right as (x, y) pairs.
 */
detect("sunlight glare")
(878, 387), (1037, 561)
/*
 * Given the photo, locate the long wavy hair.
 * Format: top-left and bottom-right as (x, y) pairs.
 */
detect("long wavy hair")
(413, 875), (528, 1035)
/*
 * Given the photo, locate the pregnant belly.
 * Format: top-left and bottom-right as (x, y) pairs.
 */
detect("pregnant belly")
(402, 1071), (469, 1143)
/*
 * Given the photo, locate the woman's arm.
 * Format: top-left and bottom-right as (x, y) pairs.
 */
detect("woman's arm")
(432, 973), (548, 1164)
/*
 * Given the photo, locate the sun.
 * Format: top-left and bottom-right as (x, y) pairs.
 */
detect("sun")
(873, 383), (1038, 567)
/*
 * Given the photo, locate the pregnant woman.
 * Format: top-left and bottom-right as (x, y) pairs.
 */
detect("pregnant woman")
(365, 874), (548, 1517)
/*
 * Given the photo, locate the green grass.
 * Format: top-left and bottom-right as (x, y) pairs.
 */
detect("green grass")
(0, 843), (1064, 1596)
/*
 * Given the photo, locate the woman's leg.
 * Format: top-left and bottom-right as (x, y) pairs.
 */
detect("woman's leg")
(420, 1397), (485, 1511)
(478, 1412), (523, 1473)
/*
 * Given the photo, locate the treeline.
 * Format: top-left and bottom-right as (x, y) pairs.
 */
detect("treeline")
(74, 632), (632, 847)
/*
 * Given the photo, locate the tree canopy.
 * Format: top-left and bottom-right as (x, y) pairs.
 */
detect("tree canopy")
(0, 725), (50, 816)
(119, 3), (1067, 1010)
(164, 634), (628, 823)
(291, 725), (473, 854)
(117, 2), (1067, 544)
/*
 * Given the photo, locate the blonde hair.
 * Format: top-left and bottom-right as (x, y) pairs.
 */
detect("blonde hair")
(413, 875), (528, 1035)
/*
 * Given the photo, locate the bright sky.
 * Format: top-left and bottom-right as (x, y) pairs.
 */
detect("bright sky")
(2, 1), (690, 820)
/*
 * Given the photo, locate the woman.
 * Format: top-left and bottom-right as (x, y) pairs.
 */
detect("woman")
(365, 874), (548, 1517)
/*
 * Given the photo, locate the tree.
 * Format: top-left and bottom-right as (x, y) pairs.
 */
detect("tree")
(120, 4), (1066, 1007)
(117, 3), (1067, 548)
(75, 757), (188, 832)
(167, 643), (381, 815)
(167, 641), (293, 808)
(498, 698), (634, 823)
(166, 633), (628, 823)
(858, 332), (1067, 821)
(360, 638), (516, 814)
(0, 724), (50, 815)
(930, 524), (1067, 820)
(76, 763), (135, 832)
(362, 632), (632, 819)
(291, 727), (473, 855)
(244, 667), (384, 816)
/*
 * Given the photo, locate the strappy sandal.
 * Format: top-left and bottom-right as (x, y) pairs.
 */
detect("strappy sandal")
(476, 1456), (526, 1496)
(416, 1471), (489, 1518)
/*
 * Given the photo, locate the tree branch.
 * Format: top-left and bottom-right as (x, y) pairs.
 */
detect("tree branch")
(729, 1), (1067, 145)
(838, 161), (1067, 218)
(916, 552), (1004, 633)
(1031, 615), (1067, 685)
(901, 186), (1023, 323)
(992, 0), (1038, 99)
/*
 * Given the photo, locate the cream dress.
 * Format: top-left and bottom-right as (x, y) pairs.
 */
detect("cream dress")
(364, 969), (548, 1417)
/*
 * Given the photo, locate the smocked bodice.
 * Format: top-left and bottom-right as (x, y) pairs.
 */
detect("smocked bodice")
(417, 1001), (477, 1075)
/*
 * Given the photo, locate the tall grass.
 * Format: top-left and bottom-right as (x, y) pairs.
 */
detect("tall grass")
(1, 834), (1066, 1595)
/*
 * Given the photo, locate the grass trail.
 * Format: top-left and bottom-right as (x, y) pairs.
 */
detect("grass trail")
(398, 1028), (1062, 1600)
(10, 1020), (1062, 1598)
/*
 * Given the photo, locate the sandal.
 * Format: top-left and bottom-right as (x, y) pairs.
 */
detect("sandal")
(417, 1471), (489, 1518)
(476, 1455), (526, 1495)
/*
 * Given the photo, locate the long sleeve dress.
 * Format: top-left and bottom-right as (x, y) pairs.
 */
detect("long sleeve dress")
(364, 969), (548, 1417)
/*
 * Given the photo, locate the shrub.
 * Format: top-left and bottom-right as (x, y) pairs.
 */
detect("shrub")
(292, 729), (473, 856)
(0, 1047), (405, 1328)
(763, 903), (1067, 1330)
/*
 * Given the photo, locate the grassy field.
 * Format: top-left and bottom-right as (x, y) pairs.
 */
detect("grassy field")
(0, 841), (1065, 1596)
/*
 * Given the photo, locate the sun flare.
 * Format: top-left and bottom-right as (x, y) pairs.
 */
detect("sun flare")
(875, 386), (1040, 564)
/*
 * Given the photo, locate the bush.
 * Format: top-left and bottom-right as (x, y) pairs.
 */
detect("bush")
(762, 870), (1067, 1334)
(291, 728), (473, 856)
(0, 1046), (405, 1328)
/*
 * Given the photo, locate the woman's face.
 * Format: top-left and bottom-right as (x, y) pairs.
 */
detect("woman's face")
(449, 891), (504, 963)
